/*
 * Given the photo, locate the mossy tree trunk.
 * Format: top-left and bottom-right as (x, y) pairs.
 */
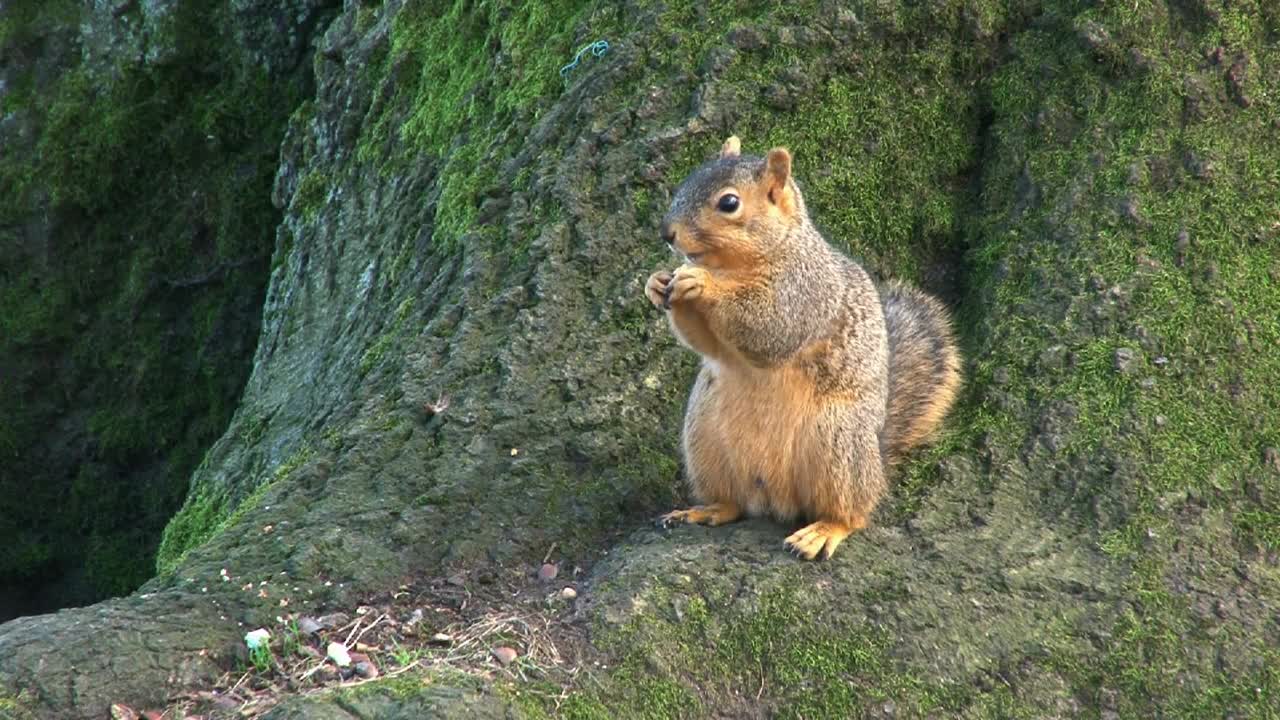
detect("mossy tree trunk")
(2, 0), (1279, 718)
(0, 0), (338, 618)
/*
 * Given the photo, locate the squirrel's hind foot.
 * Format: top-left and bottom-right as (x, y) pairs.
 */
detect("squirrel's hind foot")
(656, 503), (742, 529)
(784, 518), (865, 560)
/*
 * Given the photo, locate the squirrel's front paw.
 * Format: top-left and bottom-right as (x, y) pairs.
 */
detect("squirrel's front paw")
(645, 270), (674, 309)
(656, 503), (741, 528)
(668, 265), (710, 305)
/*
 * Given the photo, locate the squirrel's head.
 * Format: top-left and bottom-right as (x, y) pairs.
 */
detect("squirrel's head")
(661, 136), (807, 269)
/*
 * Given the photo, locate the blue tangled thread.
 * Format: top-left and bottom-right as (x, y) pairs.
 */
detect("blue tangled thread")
(560, 39), (610, 77)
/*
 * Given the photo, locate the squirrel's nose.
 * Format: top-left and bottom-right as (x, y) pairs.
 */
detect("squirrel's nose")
(660, 221), (676, 246)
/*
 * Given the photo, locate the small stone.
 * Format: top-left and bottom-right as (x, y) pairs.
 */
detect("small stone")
(1139, 377), (1156, 390)
(1174, 229), (1190, 266)
(1228, 53), (1251, 107)
(538, 563), (559, 582)
(316, 612), (350, 629)
(1264, 447), (1280, 473)
(244, 628), (271, 650)
(1113, 348), (1137, 373)
(429, 632), (454, 645)
(406, 608), (424, 626)
(354, 660), (380, 679)
(1119, 196), (1142, 223)
(727, 26), (766, 51)
(1155, 415), (1168, 427)
(296, 616), (321, 635)
(446, 573), (467, 587)
(763, 83), (794, 110)
(1076, 19), (1114, 57)
(1039, 345), (1066, 370)
(492, 646), (518, 666)
(327, 642), (351, 667)
(110, 705), (140, 720)
(561, 587), (578, 600)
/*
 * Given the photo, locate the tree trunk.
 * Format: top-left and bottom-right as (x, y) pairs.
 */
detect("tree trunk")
(2, 1), (1279, 717)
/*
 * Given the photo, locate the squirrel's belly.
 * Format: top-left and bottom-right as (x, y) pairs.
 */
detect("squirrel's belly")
(712, 369), (822, 521)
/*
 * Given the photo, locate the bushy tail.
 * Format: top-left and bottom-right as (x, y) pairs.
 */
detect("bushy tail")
(880, 281), (962, 465)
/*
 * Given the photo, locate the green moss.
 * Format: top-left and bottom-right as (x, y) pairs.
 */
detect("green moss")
(515, 1), (1280, 716)
(154, 485), (229, 577)
(156, 446), (314, 576)
(946, 2), (1280, 715)
(575, 581), (967, 718)
(0, 688), (37, 719)
(355, 294), (418, 376)
(0, 0), (77, 52)
(356, 0), (605, 252)
(0, 1), (307, 604)
(293, 170), (331, 220)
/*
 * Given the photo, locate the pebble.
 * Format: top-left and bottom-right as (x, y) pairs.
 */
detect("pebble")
(296, 616), (321, 635)
(1113, 347), (1137, 373)
(561, 587), (578, 600)
(354, 660), (380, 679)
(492, 646), (518, 666)
(316, 612), (350, 629)
(429, 632), (454, 645)
(1264, 447), (1280, 473)
(538, 563), (559, 582)
(327, 641), (352, 667)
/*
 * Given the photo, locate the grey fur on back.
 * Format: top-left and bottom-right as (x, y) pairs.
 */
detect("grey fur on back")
(880, 281), (962, 464)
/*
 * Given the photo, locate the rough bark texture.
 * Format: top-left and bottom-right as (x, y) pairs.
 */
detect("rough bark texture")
(3, 0), (1280, 718)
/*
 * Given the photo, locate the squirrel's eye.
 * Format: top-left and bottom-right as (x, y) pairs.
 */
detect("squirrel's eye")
(716, 193), (741, 213)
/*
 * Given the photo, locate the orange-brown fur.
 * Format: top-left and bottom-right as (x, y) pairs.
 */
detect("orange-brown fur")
(647, 136), (961, 560)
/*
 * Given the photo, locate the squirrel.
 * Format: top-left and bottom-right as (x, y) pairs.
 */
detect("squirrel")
(645, 136), (962, 560)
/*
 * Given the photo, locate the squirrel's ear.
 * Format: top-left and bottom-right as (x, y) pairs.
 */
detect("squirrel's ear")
(720, 136), (741, 159)
(764, 148), (794, 210)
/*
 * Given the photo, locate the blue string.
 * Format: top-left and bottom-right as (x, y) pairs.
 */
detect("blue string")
(560, 39), (610, 77)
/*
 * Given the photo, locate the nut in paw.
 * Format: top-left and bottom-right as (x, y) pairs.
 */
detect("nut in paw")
(668, 265), (710, 305)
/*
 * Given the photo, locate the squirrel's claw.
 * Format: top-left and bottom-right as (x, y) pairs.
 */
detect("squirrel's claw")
(784, 520), (856, 561)
(656, 504), (741, 529)
(645, 270), (674, 310)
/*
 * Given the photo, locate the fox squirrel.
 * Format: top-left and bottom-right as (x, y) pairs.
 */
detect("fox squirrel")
(645, 136), (962, 560)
